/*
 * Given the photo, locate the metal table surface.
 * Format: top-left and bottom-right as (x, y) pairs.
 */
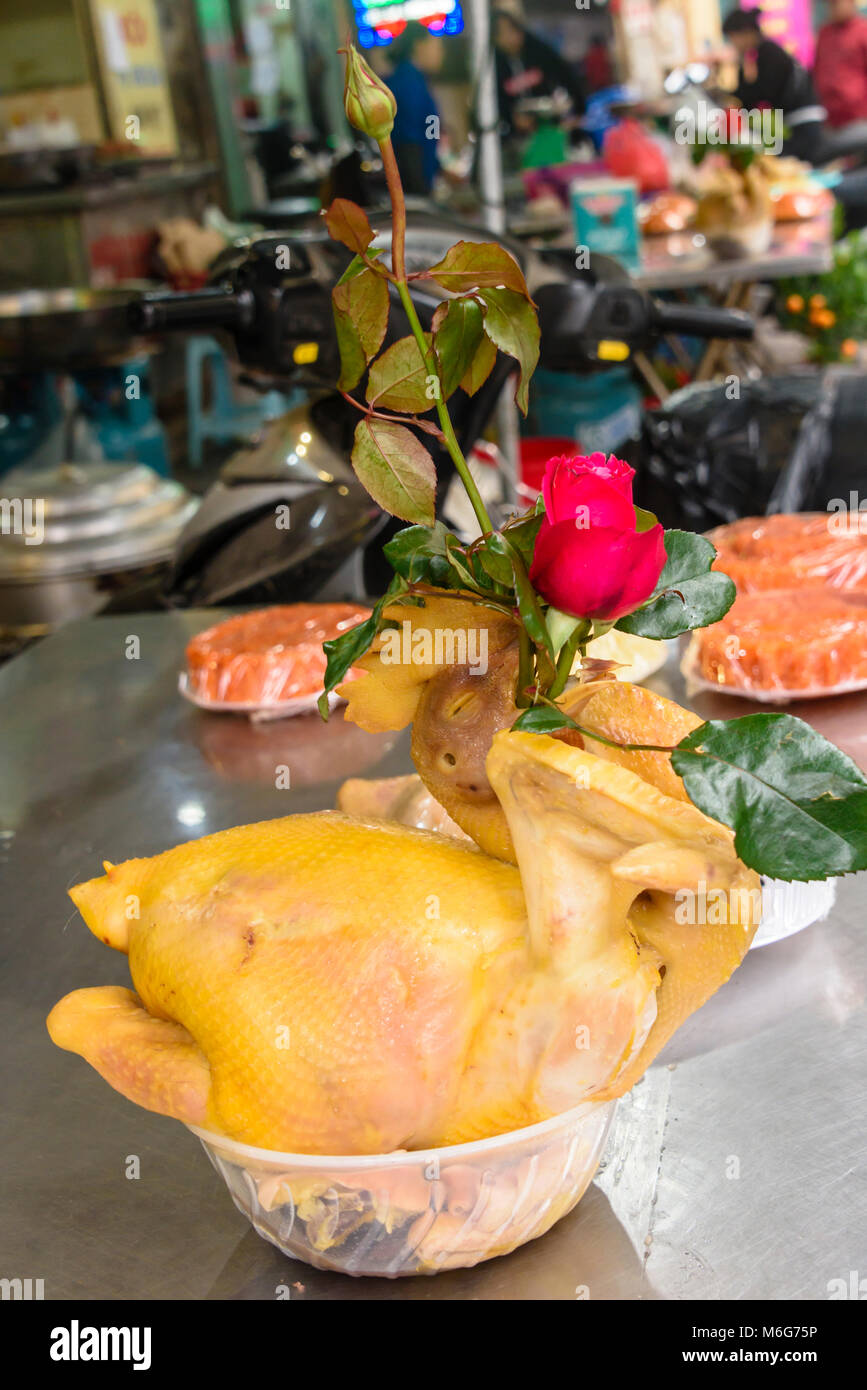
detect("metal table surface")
(1, 612), (865, 1301)
(525, 212), (833, 292)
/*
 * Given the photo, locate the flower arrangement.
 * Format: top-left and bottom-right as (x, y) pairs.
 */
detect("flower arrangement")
(688, 104), (780, 174)
(318, 47), (867, 884)
(686, 105), (783, 255)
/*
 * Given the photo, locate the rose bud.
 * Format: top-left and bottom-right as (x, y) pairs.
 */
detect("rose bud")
(529, 453), (666, 622)
(342, 44), (397, 144)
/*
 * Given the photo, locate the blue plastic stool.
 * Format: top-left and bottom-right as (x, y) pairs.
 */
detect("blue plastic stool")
(185, 335), (298, 468)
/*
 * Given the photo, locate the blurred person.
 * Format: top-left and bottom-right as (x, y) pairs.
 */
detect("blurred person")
(386, 22), (445, 196)
(814, 0), (867, 128)
(493, 10), (586, 136)
(722, 8), (823, 161)
(583, 33), (614, 94)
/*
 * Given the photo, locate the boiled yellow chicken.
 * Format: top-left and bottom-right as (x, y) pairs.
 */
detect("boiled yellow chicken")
(49, 637), (760, 1154)
(339, 595), (762, 1091)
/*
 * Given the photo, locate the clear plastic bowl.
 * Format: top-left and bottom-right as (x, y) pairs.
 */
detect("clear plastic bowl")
(189, 1100), (615, 1277)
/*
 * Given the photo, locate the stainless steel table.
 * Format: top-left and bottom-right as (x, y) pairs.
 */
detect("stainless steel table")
(1, 612), (865, 1300)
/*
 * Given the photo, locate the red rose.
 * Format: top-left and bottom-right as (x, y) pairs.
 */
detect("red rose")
(529, 453), (666, 622)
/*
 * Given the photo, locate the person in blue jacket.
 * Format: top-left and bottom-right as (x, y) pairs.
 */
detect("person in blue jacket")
(385, 22), (445, 196)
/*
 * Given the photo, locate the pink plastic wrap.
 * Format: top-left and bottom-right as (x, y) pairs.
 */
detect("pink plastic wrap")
(686, 587), (867, 699)
(184, 604), (371, 713)
(709, 513), (867, 594)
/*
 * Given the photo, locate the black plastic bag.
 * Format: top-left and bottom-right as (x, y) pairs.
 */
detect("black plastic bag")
(634, 370), (867, 531)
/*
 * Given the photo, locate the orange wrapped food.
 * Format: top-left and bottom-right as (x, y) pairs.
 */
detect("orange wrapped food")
(638, 191), (697, 235)
(709, 514), (867, 594)
(693, 588), (867, 694)
(185, 603), (371, 708)
(770, 186), (833, 222)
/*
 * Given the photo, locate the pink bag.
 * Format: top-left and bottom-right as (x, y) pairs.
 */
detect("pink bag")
(603, 120), (669, 193)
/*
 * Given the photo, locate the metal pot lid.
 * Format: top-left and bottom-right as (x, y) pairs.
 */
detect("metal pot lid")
(0, 461), (198, 580)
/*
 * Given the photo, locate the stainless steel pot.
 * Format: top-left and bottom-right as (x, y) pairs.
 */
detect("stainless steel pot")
(0, 461), (198, 633)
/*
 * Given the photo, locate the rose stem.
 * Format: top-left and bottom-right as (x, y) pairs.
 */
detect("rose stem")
(379, 135), (494, 537)
(563, 719), (677, 755)
(516, 626), (534, 706)
(547, 624), (591, 701)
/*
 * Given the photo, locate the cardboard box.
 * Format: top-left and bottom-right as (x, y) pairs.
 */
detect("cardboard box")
(571, 176), (640, 274)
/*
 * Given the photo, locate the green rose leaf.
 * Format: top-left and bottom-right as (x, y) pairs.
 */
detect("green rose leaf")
(634, 504), (660, 533)
(366, 333), (433, 412)
(432, 299), (485, 398)
(501, 506), (545, 567)
(324, 198), (376, 255)
(444, 534), (481, 589)
(337, 249), (383, 284)
(616, 530), (736, 639)
(384, 521), (469, 589)
(546, 606), (584, 654)
(460, 334), (498, 397)
(384, 522), (450, 584)
(488, 530), (553, 657)
(318, 575), (405, 717)
(478, 288), (541, 415)
(475, 542), (513, 589)
(332, 262), (389, 391)
(671, 714), (867, 880)
(512, 705), (578, 734)
(351, 417), (436, 525)
(424, 241), (533, 301)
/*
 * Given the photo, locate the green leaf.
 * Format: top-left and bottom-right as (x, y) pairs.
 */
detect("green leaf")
(319, 576), (405, 717)
(460, 334), (498, 397)
(432, 298), (485, 399)
(546, 606), (583, 655)
(616, 530), (735, 639)
(478, 288), (541, 415)
(324, 199), (375, 255)
(488, 531), (553, 657)
(383, 522), (449, 583)
(337, 249), (383, 285)
(512, 705), (578, 734)
(634, 505), (659, 533)
(501, 506), (545, 566)
(332, 267), (389, 391)
(475, 543), (513, 588)
(671, 714), (867, 880)
(384, 521), (470, 589)
(444, 535), (481, 589)
(366, 333), (433, 412)
(424, 241), (533, 300)
(351, 417), (436, 525)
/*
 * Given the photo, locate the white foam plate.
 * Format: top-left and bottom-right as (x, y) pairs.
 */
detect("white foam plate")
(752, 876), (837, 948)
(681, 638), (867, 703)
(178, 672), (343, 722)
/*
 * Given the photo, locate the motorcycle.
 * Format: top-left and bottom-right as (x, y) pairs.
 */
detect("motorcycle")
(129, 209), (753, 606)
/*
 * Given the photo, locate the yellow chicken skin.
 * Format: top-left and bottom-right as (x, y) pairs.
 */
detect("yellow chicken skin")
(339, 595), (697, 860)
(48, 730), (759, 1155)
(338, 594), (760, 1083)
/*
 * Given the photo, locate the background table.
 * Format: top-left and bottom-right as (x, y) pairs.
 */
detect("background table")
(2, 613), (865, 1300)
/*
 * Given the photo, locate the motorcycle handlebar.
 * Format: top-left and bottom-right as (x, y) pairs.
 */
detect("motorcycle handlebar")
(650, 301), (754, 340)
(129, 287), (256, 334)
